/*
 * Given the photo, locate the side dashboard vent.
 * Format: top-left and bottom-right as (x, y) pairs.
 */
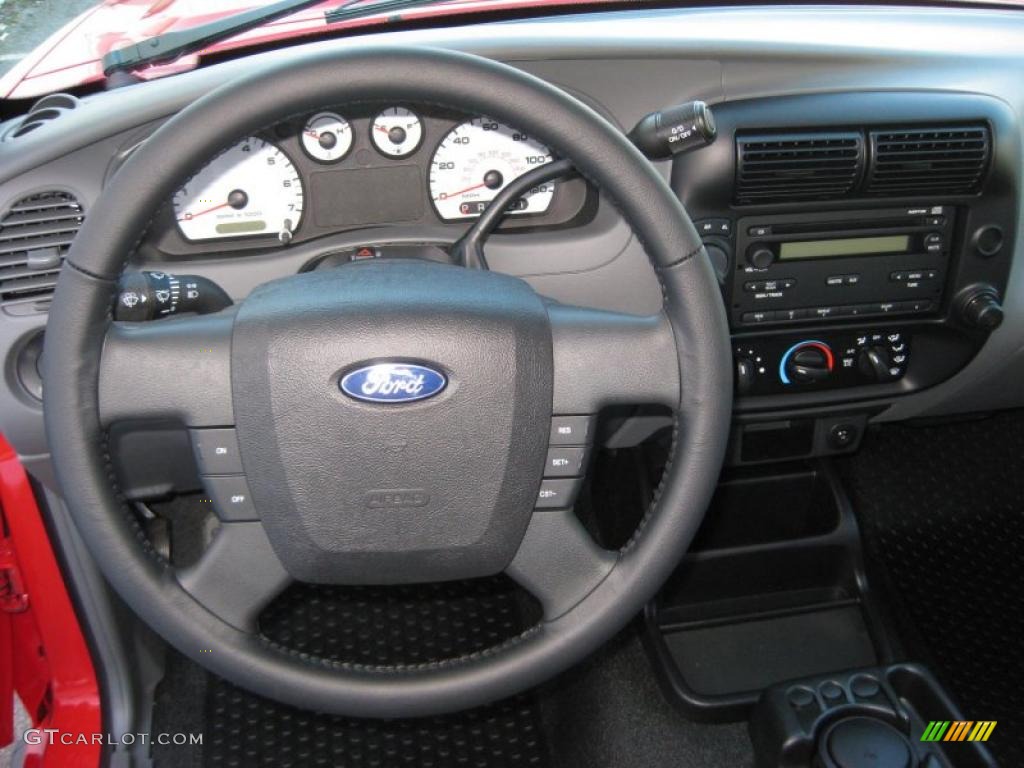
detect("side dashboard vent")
(736, 132), (863, 204)
(0, 191), (84, 314)
(866, 126), (990, 195)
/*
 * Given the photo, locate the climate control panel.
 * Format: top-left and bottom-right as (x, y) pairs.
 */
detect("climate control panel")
(735, 330), (910, 397)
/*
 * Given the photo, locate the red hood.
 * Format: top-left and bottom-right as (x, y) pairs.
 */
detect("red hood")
(0, 0), (599, 101)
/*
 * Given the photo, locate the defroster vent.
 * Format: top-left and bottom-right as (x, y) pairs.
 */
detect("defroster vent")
(736, 132), (864, 204)
(0, 191), (83, 314)
(866, 126), (990, 196)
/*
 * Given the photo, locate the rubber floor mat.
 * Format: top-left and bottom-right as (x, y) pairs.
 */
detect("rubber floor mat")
(153, 575), (550, 767)
(838, 412), (1024, 766)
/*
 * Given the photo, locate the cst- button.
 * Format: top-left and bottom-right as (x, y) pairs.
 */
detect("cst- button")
(536, 478), (583, 509)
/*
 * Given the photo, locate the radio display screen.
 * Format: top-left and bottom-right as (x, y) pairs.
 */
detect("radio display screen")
(779, 235), (911, 261)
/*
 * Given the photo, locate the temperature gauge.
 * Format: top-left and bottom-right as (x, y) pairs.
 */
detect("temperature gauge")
(301, 112), (353, 163)
(370, 107), (423, 158)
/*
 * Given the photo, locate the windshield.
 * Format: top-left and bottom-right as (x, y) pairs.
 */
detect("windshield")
(0, 0), (96, 76)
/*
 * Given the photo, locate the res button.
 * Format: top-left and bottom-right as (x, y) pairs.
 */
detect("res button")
(549, 416), (593, 446)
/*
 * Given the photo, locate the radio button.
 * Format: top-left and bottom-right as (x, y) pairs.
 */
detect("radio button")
(748, 225), (771, 237)
(844, 275), (860, 286)
(826, 276), (845, 286)
(890, 271), (906, 282)
(811, 306), (837, 319)
(777, 308), (807, 322)
(901, 299), (933, 313)
(781, 278), (797, 289)
(742, 310), (776, 324)
(744, 281), (764, 292)
(876, 302), (899, 314)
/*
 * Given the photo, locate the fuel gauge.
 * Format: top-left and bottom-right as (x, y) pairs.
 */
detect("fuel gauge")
(370, 107), (423, 158)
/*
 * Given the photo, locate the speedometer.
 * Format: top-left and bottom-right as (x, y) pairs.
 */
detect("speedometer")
(429, 118), (555, 220)
(172, 137), (304, 242)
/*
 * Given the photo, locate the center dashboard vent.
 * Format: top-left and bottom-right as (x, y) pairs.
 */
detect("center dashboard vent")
(0, 191), (84, 314)
(735, 132), (864, 204)
(866, 126), (990, 195)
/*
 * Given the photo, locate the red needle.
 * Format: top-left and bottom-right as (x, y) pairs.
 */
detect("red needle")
(436, 182), (487, 200)
(375, 124), (391, 134)
(179, 201), (230, 221)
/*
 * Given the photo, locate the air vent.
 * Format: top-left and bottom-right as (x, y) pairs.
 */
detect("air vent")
(2, 94), (81, 142)
(0, 191), (84, 314)
(866, 126), (990, 196)
(736, 132), (863, 204)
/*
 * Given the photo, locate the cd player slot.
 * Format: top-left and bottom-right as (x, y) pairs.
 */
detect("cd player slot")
(758, 220), (934, 237)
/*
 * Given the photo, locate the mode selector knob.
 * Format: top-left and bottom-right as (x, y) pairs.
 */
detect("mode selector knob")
(857, 345), (895, 381)
(746, 244), (776, 270)
(781, 341), (834, 385)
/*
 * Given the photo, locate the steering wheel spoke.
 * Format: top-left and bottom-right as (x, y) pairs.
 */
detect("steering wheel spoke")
(506, 508), (616, 620)
(177, 522), (291, 632)
(99, 311), (236, 428)
(548, 303), (679, 413)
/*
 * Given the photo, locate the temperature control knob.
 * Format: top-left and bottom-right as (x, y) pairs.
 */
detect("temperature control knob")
(780, 341), (834, 385)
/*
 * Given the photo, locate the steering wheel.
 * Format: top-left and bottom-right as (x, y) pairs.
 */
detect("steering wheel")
(43, 47), (731, 718)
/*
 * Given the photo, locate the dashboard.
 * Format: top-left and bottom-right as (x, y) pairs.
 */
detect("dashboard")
(2, 4), (1024, 475)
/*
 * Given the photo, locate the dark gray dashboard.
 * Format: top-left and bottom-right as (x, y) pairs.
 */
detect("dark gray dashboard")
(3, 4), (1024, 470)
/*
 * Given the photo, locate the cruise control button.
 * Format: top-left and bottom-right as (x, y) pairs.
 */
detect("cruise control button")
(550, 416), (593, 445)
(203, 475), (258, 521)
(191, 428), (243, 475)
(536, 478), (583, 509)
(544, 446), (588, 478)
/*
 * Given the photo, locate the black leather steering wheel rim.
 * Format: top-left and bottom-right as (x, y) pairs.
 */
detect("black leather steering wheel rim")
(43, 46), (732, 717)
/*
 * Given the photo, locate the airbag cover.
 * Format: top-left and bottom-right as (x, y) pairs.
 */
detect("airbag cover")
(231, 260), (552, 583)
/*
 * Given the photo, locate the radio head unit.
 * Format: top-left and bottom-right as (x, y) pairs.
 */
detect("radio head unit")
(731, 206), (952, 327)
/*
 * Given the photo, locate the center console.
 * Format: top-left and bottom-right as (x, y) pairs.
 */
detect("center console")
(670, 91), (1018, 461)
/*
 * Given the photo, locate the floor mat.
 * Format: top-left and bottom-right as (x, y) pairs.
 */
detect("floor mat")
(152, 575), (550, 768)
(838, 412), (1024, 767)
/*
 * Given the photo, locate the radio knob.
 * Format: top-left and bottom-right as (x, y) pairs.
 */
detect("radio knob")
(746, 245), (776, 270)
(957, 287), (1004, 331)
(781, 341), (834, 384)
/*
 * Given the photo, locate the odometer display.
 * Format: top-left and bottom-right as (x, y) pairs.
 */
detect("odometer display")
(172, 137), (304, 242)
(429, 118), (555, 221)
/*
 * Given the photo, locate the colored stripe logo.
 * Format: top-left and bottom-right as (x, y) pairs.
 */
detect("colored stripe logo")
(921, 721), (997, 742)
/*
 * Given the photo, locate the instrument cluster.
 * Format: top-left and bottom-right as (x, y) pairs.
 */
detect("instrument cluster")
(157, 104), (591, 256)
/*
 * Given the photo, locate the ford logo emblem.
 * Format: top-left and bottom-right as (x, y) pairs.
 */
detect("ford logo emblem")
(340, 363), (447, 404)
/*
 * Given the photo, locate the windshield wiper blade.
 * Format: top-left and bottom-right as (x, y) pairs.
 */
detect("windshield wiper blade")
(103, 0), (330, 76)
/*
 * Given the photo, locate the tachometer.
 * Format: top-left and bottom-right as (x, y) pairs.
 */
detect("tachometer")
(172, 137), (304, 242)
(429, 118), (554, 220)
